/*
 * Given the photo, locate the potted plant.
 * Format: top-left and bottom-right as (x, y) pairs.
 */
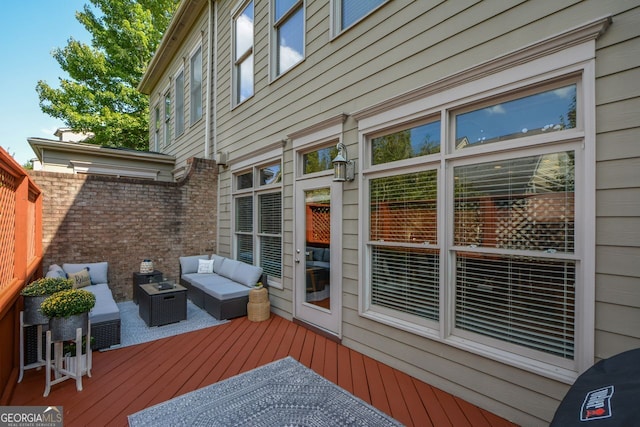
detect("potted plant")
(21, 277), (73, 325)
(63, 336), (95, 374)
(40, 289), (96, 342)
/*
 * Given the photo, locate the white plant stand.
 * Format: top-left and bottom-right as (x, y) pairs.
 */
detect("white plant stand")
(43, 320), (92, 397)
(18, 311), (46, 383)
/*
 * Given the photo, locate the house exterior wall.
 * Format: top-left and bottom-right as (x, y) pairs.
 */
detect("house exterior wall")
(144, 0), (640, 424)
(147, 5), (210, 177)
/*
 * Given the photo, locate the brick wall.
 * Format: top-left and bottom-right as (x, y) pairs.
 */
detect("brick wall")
(28, 157), (218, 301)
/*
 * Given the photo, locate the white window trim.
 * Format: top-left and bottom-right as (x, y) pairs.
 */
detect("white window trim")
(356, 17), (609, 383)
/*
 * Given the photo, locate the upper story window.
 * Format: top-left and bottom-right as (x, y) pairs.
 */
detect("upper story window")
(272, 0), (304, 77)
(163, 91), (171, 147)
(332, 0), (387, 35)
(153, 105), (160, 151)
(175, 70), (185, 137)
(233, 1), (254, 105)
(190, 46), (203, 124)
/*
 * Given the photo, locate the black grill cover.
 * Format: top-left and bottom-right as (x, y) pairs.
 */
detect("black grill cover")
(550, 348), (640, 426)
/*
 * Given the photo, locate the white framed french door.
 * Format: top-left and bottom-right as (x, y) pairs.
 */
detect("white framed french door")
(294, 175), (342, 337)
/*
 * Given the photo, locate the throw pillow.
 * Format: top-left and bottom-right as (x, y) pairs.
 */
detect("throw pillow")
(68, 268), (91, 289)
(197, 258), (214, 274)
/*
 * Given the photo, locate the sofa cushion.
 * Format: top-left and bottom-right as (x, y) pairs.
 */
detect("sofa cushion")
(231, 263), (263, 287)
(46, 264), (67, 279)
(63, 262), (109, 285)
(211, 254), (226, 274)
(218, 259), (241, 280)
(201, 280), (251, 301)
(68, 268), (91, 289)
(198, 259), (214, 274)
(179, 255), (209, 274)
(183, 273), (234, 290)
(84, 283), (120, 323)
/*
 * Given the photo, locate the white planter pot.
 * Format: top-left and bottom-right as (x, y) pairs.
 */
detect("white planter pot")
(64, 354), (88, 374)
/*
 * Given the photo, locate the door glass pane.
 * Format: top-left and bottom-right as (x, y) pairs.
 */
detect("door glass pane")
(304, 188), (330, 308)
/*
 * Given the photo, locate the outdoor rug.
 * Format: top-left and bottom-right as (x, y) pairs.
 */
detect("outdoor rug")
(128, 356), (403, 426)
(105, 300), (226, 350)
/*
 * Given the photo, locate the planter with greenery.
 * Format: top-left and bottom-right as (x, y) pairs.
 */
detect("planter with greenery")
(21, 277), (73, 325)
(41, 289), (96, 341)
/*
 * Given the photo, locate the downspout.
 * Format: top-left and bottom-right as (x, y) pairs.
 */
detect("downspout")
(204, 2), (212, 159)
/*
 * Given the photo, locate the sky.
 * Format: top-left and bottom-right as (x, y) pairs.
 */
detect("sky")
(0, 1), (91, 166)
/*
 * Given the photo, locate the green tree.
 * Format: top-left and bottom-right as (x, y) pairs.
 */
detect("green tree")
(36, 0), (178, 150)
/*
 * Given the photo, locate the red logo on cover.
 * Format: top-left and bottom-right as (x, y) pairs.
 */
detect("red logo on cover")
(581, 386), (614, 421)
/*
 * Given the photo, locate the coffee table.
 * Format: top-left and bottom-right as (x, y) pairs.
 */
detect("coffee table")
(138, 283), (187, 327)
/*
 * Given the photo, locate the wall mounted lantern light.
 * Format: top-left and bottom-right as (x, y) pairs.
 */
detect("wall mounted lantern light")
(332, 142), (355, 182)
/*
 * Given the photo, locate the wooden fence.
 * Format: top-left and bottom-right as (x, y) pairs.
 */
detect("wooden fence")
(0, 147), (42, 403)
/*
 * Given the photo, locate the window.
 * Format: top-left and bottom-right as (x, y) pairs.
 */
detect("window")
(361, 72), (591, 381)
(233, 1), (254, 105)
(163, 91), (171, 147)
(272, 0), (304, 77)
(302, 145), (337, 175)
(190, 46), (203, 124)
(175, 70), (185, 137)
(233, 162), (283, 285)
(153, 105), (160, 151)
(332, 0), (386, 35)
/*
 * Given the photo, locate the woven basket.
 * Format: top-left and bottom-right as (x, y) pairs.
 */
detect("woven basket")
(247, 301), (270, 322)
(249, 287), (268, 303)
(247, 287), (270, 322)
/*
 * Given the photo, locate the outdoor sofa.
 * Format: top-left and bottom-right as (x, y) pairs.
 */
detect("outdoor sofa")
(179, 254), (265, 320)
(45, 262), (121, 350)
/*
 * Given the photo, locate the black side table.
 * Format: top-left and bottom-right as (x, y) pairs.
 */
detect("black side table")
(133, 270), (163, 304)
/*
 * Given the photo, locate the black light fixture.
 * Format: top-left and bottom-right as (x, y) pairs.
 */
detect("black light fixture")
(332, 142), (355, 182)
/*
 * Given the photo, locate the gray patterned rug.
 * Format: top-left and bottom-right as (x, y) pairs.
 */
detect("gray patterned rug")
(128, 356), (403, 426)
(104, 300), (226, 350)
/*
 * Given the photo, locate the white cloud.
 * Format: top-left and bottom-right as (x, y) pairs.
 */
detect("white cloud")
(487, 104), (506, 115)
(553, 86), (573, 98)
(279, 43), (303, 73)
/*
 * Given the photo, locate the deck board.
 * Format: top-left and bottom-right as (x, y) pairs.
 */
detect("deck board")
(9, 314), (518, 426)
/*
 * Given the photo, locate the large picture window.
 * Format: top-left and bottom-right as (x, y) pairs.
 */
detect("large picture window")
(233, 162), (283, 285)
(362, 73), (589, 380)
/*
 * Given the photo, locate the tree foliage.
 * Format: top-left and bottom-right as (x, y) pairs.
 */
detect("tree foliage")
(36, 0), (178, 150)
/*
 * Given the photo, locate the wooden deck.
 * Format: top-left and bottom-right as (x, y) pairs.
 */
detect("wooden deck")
(10, 314), (518, 426)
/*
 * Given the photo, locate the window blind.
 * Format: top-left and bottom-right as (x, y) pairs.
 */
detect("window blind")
(455, 254), (575, 359)
(371, 246), (439, 320)
(369, 170), (439, 320)
(259, 192), (282, 278)
(453, 151), (576, 358)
